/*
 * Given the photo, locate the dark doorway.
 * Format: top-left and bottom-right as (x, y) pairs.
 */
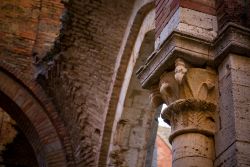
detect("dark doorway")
(1, 125), (38, 167)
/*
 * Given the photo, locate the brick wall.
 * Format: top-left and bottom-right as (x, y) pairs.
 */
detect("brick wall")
(156, 135), (172, 167)
(0, 0), (63, 80)
(45, 0), (136, 166)
(32, 0), (64, 59)
(155, 0), (180, 37)
(0, 64), (73, 166)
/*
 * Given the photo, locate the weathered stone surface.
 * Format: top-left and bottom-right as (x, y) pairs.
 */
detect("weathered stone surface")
(159, 63), (218, 105)
(155, 7), (217, 49)
(137, 1), (250, 167)
(109, 69), (155, 167)
(215, 54), (250, 166)
(44, 1), (138, 166)
(155, 0), (216, 38)
(214, 142), (237, 167)
(214, 25), (250, 66)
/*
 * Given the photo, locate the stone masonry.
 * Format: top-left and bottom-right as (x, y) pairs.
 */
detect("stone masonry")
(0, 0), (250, 167)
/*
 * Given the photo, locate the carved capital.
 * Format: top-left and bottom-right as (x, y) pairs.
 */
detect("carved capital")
(162, 99), (216, 142)
(159, 63), (218, 144)
(162, 99), (216, 120)
(159, 66), (217, 105)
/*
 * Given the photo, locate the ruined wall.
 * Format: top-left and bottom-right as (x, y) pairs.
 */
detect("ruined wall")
(109, 31), (156, 165)
(0, 66), (71, 166)
(0, 0), (160, 166)
(101, 6), (157, 166)
(45, 1), (136, 166)
(0, 0), (63, 79)
(110, 74), (154, 167)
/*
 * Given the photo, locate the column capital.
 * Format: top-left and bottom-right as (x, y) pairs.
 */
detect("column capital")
(162, 99), (216, 142)
(159, 59), (218, 141)
(159, 59), (218, 105)
(162, 99), (216, 121)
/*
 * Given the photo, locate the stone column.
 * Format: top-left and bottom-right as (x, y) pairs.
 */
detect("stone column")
(159, 59), (218, 167)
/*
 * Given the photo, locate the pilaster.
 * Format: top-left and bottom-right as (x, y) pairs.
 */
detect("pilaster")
(214, 54), (250, 166)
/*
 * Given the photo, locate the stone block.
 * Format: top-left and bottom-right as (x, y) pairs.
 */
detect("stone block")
(114, 122), (131, 148)
(124, 148), (139, 167)
(235, 141), (250, 166)
(216, 56), (236, 157)
(214, 142), (237, 167)
(122, 107), (142, 125)
(215, 141), (250, 167)
(155, 7), (217, 48)
(129, 126), (146, 149)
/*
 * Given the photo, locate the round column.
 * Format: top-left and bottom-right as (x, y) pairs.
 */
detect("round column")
(158, 59), (218, 167)
(162, 99), (216, 167)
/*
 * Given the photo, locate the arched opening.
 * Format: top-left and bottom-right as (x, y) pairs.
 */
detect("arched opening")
(0, 89), (45, 166)
(0, 66), (71, 167)
(100, 4), (172, 165)
(109, 11), (172, 167)
(0, 86), (47, 166)
(109, 30), (156, 167)
(0, 108), (38, 167)
(99, 2), (155, 166)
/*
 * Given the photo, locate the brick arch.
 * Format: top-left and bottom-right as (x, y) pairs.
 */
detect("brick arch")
(0, 62), (74, 166)
(0, 91), (46, 166)
(109, 29), (157, 167)
(99, 0), (156, 165)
